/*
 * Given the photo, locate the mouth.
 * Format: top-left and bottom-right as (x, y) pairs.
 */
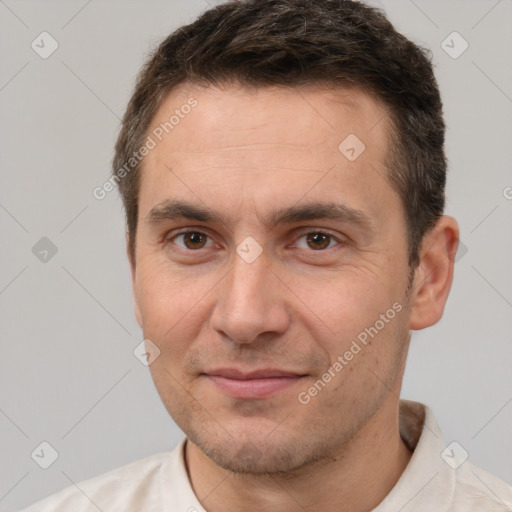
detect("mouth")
(201, 368), (308, 399)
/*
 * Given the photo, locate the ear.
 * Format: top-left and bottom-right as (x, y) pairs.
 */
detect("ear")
(409, 216), (459, 330)
(127, 232), (143, 328)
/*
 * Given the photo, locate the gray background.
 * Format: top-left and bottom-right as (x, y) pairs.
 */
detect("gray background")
(1, 0), (511, 510)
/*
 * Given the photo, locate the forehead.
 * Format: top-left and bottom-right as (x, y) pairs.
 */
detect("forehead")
(147, 82), (390, 154)
(138, 82), (399, 228)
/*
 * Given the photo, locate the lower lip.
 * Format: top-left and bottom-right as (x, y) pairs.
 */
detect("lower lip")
(205, 375), (305, 399)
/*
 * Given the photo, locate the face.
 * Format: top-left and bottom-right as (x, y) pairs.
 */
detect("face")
(131, 83), (414, 474)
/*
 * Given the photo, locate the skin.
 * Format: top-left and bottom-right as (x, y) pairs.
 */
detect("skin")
(130, 82), (459, 511)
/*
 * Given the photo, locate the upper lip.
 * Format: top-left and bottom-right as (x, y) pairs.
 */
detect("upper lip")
(204, 368), (307, 380)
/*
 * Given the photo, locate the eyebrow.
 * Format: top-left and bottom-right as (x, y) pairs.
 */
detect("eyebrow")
(146, 199), (375, 232)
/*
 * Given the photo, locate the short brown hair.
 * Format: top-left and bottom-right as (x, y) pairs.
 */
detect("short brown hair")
(113, 0), (446, 268)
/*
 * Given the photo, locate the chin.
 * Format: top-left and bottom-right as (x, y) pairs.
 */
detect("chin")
(208, 443), (303, 475)
(189, 426), (324, 476)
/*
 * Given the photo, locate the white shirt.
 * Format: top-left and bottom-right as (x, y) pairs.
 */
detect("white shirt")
(20, 400), (512, 511)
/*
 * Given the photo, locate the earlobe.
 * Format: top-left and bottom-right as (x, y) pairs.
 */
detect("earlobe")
(409, 216), (459, 330)
(127, 232), (143, 328)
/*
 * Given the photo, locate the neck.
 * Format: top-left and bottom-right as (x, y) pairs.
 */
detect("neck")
(185, 394), (413, 512)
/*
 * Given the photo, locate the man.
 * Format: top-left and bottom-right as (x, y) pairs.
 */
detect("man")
(21, 0), (512, 510)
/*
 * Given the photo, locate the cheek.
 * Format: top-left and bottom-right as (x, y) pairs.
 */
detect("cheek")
(298, 301), (409, 424)
(291, 268), (392, 338)
(289, 267), (408, 388)
(135, 261), (212, 348)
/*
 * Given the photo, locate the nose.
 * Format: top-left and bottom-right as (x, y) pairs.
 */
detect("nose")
(209, 250), (291, 345)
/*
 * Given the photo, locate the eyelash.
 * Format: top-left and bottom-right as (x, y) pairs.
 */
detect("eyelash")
(165, 228), (345, 253)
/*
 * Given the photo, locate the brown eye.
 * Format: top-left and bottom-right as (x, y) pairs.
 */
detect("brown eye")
(306, 232), (333, 250)
(174, 232), (210, 250)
